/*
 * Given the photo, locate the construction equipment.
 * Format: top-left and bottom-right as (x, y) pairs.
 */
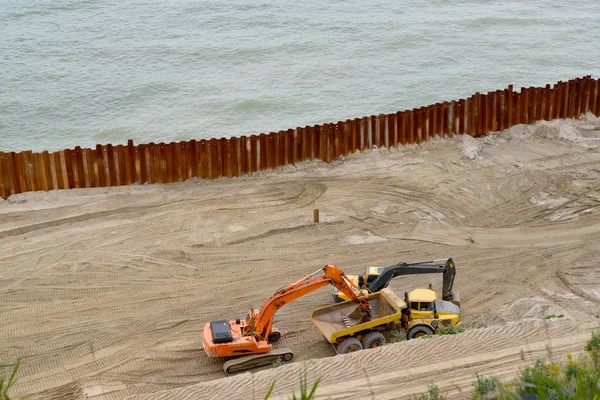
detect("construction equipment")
(331, 258), (460, 306)
(314, 286), (461, 350)
(312, 288), (405, 353)
(202, 264), (372, 374)
(330, 258), (461, 340)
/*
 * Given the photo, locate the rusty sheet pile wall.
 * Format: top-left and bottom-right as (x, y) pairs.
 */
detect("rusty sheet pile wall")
(1, 76), (599, 200)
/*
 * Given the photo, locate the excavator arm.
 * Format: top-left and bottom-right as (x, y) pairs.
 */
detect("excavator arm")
(367, 258), (457, 301)
(245, 264), (372, 340)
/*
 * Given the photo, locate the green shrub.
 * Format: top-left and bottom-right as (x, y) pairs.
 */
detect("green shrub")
(515, 358), (557, 398)
(511, 356), (598, 400)
(471, 372), (501, 400)
(388, 328), (407, 343)
(585, 328), (600, 353)
(412, 329), (600, 400)
(585, 328), (600, 367)
(411, 384), (447, 400)
(437, 323), (466, 335)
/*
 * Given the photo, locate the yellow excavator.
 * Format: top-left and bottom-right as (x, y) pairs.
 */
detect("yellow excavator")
(330, 258), (461, 339)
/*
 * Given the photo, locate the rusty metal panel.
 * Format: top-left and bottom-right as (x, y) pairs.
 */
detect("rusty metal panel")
(200, 139), (210, 179)
(333, 122), (342, 159)
(593, 79), (599, 116)
(73, 146), (86, 188)
(104, 144), (116, 186)
(506, 85), (513, 127)
(0, 153), (9, 199)
(230, 137), (240, 177)
(42, 151), (53, 190)
(499, 91), (506, 131)
(481, 94), (488, 135)
(441, 102), (449, 138)
(124, 139), (134, 185)
(269, 132), (278, 170)
(431, 105), (439, 138)
(249, 135), (258, 173)
(562, 80), (569, 119)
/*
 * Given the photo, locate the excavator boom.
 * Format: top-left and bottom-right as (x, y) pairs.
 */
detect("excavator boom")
(367, 258), (457, 301)
(331, 258), (459, 304)
(245, 264), (371, 339)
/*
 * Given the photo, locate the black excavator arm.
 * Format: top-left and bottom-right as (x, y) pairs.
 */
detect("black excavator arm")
(366, 258), (457, 302)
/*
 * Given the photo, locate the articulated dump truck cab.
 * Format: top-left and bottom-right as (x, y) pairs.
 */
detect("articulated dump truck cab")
(311, 288), (461, 353)
(405, 288), (461, 338)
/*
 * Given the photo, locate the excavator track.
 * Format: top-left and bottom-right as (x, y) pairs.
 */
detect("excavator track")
(223, 348), (294, 375)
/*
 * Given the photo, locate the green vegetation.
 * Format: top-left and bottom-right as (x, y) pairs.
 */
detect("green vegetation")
(264, 367), (320, 400)
(263, 381), (276, 400)
(410, 384), (447, 400)
(584, 327), (600, 367)
(272, 358), (283, 368)
(0, 359), (21, 400)
(388, 328), (407, 343)
(542, 314), (564, 320)
(410, 327), (600, 400)
(472, 372), (501, 399)
(437, 323), (466, 335)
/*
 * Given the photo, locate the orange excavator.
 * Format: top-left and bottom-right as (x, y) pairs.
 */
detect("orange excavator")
(202, 264), (372, 374)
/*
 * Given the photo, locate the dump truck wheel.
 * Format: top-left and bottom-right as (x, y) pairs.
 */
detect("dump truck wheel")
(408, 325), (434, 339)
(336, 337), (363, 354)
(361, 331), (386, 349)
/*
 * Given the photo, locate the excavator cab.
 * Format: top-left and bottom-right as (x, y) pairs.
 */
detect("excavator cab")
(358, 266), (386, 288)
(210, 320), (234, 343)
(332, 266), (385, 303)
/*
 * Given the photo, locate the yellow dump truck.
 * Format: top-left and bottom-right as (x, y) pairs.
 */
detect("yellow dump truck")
(311, 287), (461, 353)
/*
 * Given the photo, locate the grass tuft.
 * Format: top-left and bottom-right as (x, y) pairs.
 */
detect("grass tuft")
(0, 359), (22, 400)
(264, 366), (319, 400)
(263, 380), (276, 400)
(291, 367), (320, 400)
(542, 314), (564, 320)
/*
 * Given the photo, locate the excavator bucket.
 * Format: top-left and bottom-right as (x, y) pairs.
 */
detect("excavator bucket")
(343, 307), (371, 326)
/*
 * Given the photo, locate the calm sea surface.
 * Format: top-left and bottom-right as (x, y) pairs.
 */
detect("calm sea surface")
(1, 0), (599, 152)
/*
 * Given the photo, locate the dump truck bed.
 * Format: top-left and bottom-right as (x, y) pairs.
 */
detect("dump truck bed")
(311, 288), (406, 343)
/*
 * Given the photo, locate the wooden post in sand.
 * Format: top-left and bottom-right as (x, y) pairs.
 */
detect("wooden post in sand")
(314, 209), (319, 224)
